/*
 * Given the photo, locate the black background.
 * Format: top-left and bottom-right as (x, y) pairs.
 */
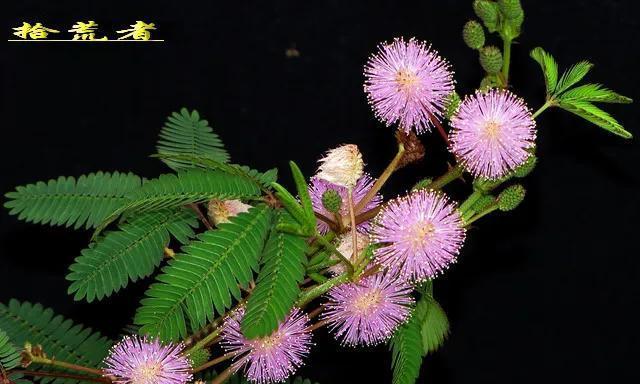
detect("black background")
(2, 1), (638, 382)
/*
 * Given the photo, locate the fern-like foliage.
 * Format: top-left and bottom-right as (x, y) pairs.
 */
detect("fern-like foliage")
(0, 328), (21, 370)
(530, 47), (632, 138)
(135, 205), (273, 341)
(389, 309), (424, 384)
(67, 208), (199, 302)
(155, 153), (278, 189)
(241, 211), (308, 338)
(4, 172), (141, 230)
(0, 300), (111, 384)
(95, 169), (262, 235)
(417, 295), (450, 355)
(157, 108), (230, 170)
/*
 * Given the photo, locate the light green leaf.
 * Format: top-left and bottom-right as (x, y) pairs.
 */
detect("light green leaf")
(555, 60), (593, 95)
(530, 47), (559, 95)
(558, 100), (632, 138)
(558, 83), (632, 104)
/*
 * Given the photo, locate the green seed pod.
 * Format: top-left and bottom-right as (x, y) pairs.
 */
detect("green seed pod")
(444, 91), (462, 120)
(479, 75), (500, 90)
(473, 0), (500, 32)
(479, 45), (503, 75)
(463, 20), (485, 50)
(412, 177), (433, 191)
(512, 155), (537, 178)
(321, 189), (342, 213)
(187, 347), (211, 368)
(498, 0), (524, 20)
(498, 184), (526, 211)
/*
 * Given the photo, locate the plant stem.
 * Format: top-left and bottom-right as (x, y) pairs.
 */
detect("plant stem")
(501, 37), (512, 87)
(464, 203), (499, 226)
(28, 355), (104, 377)
(458, 190), (484, 215)
(189, 203), (213, 230)
(17, 370), (111, 383)
(354, 143), (405, 213)
(430, 114), (450, 145)
(307, 319), (329, 332)
(193, 352), (236, 374)
(532, 100), (552, 119)
(296, 273), (350, 307)
(427, 164), (464, 191)
(185, 327), (222, 356)
(347, 188), (358, 262)
(210, 365), (235, 384)
(315, 235), (353, 275)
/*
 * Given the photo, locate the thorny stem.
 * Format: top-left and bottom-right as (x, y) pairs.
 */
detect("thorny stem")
(307, 319), (329, 332)
(314, 211), (338, 232)
(27, 355), (104, 377)
(188, 203), (213, 230)
(296, 273), (350, 307)
(16, 370), (110, 383)
(210, 365), (235, 384)
(501, 37), (512, 87)
(193, 352), (237, 374)
(354, 143), (405, 213)
(430, 114), (450, 145)
(347, 188), (358, 262)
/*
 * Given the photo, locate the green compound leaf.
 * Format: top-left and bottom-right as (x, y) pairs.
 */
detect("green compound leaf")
(95, 169), (262, 236)
(558, 100), (632, 139)
(157, 108), (230, 170)
(241, 211), (308, 339)
(554, 60), (593, 95)
(67, 208), (199, 302)
(135, 205), (273, 341)
(530, 47), (558, 96)
(417, 296), (450, 355)
(0, 300), (112, 383)
(4, 171), (141, 230)
(390, 309), (424, 384)
(0, 327), (21, 370)
(154, 153), (277, 189)
(558, 83), (633, 104)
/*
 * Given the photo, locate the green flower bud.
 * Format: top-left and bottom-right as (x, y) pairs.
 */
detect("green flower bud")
(498, 184), (526, 211)
(473, 0), (500, 32)
(479, 46), (503, 75)
(187, 347), (210, 368)
(512, 155), (537, 178)
(412, 177), (433, 191)
(444, 91), (462, 120)
(463, 20), (485, 50)
(472, 194), (497, 213)
(498, 0), (524, 20)
(321, 189), (342, 213)
(479, 75), (500, 90)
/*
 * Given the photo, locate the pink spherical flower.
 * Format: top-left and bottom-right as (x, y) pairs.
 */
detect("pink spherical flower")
(103, 336), (192, 384)
(220, 307), (312, 384)
(323, 272), (414, 346)
(371, 190), (465, 281)
(449, 89), (537, 179)
(364, 37), (455, 134)
(309, 174), (382, 234)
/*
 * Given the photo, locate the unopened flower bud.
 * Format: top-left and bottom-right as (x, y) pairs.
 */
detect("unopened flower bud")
(473, 0), (499, 32)
(480, 46), (503, 75)
(187, 347), (211, 368)
(512, 155), (537, 178)
(444, 91), (462, 120)
(498, 184), (526, 211)
(321, 189), (343, 213)
(498, 0), (524, 20)
(207, 199), (252, 225)
(463, 20), (485, 50)
(479, 75), (500, 90)
(316, 144), (364, 189)
(412, 177), (433, 191)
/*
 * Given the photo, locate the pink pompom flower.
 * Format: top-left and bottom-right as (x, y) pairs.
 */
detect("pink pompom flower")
(449, 89), (537, 179)
(220, 307), (313, 384)
(371, 190), (466, 281)
(103, 335), (192, 384)
(309, 174), (382, 234)
(323, 272), (414, 346)
(364, 37), (455, 134)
